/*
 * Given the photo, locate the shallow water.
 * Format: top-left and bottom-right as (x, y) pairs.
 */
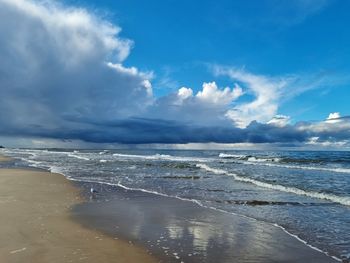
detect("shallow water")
(73, 183), (337, 263)
(2, 148), (349, 261)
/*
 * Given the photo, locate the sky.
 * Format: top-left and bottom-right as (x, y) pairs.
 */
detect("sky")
(0, 0), (349, 149)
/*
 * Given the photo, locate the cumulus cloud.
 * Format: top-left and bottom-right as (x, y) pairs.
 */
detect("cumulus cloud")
(326, 112), (342, 123)
(177, 87), (193, 101)
(195, 82), (243, 105)
(0, 0), (152, 137)
(176, 82), (242, 106)
(147, 81), (243, 128)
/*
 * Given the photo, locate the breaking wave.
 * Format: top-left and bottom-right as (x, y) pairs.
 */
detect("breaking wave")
(112, 153), (208, 162)
(197, 164), (350, 206)
(67, 153), (90, 161)
(219, 153), (350, 174)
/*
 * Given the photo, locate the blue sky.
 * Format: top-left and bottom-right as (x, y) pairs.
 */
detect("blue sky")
(0, 0), (349, 148)
(64, 0), (350, 121)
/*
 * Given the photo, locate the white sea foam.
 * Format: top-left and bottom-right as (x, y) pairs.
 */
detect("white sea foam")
(25, 159), (43, 168)
(271, 224), (342, 262)
(219, 153), (350, 174)
(241, 160), (350, 174)
(219, 152), (350, 174)
(67, 153), (90, 161)
(247, 156), (281, 163)
(99, 159), (107, 163)
(196, 164), (350, 206)
(219, 153), (246, 159)
(112, 153), (208, 162)
(219, 153), (281, 162)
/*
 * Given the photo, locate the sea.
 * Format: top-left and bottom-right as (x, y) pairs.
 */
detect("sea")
(1, 148), (349, 262)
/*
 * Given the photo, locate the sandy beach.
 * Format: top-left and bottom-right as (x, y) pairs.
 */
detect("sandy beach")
(0, 157), (157, 263)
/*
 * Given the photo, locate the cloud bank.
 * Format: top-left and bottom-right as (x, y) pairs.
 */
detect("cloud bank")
(0, 0), (152, 134)
(0, 0), (349, 148)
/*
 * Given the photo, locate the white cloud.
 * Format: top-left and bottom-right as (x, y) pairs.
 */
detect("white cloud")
(298, 112), (350, 134)
(148, 81), (243, 127)
(267, 115), (290, 127)
(0, 0), (152, 134)
(176, 82), (242, 106)
(213, 66), (289, 128)
(195, 82), (243, 105)
(306, 136), (349, 149)
(326, 112), (341, 123)
(177, 87), (193, 101)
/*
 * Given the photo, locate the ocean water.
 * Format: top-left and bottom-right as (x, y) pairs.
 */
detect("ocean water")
(1, 148), (349, 261)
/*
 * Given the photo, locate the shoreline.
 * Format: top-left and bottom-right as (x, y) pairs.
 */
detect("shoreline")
(70, 178), (343, 262)
(0, 155), (158, 263)
(0, 153), (340, 262)
(73, 181), (338, 263)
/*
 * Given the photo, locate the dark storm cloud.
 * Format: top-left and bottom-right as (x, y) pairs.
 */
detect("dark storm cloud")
(0, 117), (318, 144)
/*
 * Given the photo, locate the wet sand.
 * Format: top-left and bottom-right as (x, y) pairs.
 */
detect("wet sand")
(0, 167), (157, 263)
(0, 155), (12, 162)
(73, 182), (338, 263)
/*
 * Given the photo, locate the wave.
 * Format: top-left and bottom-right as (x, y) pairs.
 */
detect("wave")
(112, 153), (208, 163)
(25, 159), (43, 167)
(219, 153), (247, 159)
(219, 153), (280, 162)
(219, 153), (350, 164)
(219, 153), (350, 174)
(247, 156), (281, 163)
(49, 166), (66, 175)
(196, 164), (350, 206)
(67, 153), (90, 161)
(241, 160), (350, 174)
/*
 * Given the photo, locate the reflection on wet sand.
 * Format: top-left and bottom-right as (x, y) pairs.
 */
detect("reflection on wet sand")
(73, 183), (336, 263)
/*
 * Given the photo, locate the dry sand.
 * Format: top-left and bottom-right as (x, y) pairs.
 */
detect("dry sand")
(0, 168), (158, 263)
